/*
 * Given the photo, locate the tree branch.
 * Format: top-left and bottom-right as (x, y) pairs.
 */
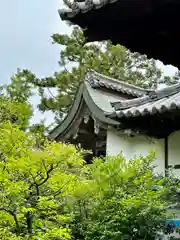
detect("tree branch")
(38, 164), (54, 186)
(26, 211), (33, 234)
(0, 208), (20, 233)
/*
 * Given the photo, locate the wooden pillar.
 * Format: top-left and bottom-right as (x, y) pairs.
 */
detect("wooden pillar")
(165, 136), (168, 176)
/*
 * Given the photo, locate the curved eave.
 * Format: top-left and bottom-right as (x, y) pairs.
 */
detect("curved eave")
(49, 83), (119, 141)
(49, 84), (84, 140)
(83, 82), (119, 126)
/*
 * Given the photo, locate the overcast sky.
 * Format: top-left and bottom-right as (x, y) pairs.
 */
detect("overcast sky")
(0, 0), (178, 124)
(0, 0), (72, 124)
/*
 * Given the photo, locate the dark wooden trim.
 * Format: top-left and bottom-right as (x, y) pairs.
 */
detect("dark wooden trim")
(168, 164), (180, 169)
(48, 84), (84, 140)
(165, 136), (168, 175)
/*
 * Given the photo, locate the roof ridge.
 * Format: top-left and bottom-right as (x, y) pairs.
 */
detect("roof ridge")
(111, 82), (180, 111)
(91, 69), (147, 91)
(152, 82), (180, 97)
(85, 69), (150, 97)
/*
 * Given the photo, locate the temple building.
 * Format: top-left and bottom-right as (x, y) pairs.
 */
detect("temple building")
(56, 1), (180, 237)
(57, 0), (180, 172)
(50, 70), (180, 177)
(49, 70), (180, 238)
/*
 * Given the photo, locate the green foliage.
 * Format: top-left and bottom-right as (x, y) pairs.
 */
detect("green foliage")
(20, 27), (178, 121)
(29, 121), (48, 147)
(0, 96), (32, 130)
(0, 122), (84, 239)
(0, 21), (179, 240)
(0, 69), (48, 135)
(5, 69), (34, 103)
(0, 120), (178, 239)
(71, 153), (174, 240)
(0, 69), (34, 130)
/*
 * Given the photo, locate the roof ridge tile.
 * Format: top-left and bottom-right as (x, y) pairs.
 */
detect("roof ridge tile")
(85, 69), (149, 97)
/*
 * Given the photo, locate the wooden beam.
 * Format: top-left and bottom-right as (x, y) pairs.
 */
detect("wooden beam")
(168, 164), (180, 169)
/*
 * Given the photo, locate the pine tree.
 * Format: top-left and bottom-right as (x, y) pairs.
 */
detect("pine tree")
(19, 27), (178, 122)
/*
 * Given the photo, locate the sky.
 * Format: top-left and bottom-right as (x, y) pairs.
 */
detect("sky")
(0, 0), (71, 124)
(0, 0), (178, 124)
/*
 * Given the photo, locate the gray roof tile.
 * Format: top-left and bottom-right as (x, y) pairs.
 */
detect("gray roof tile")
(50, 70), (180, 140)
(85, 70), (149, 97)
(59, 0), (117, 20)
(85, 82), (123, 113)
(113, 83), (180, 118)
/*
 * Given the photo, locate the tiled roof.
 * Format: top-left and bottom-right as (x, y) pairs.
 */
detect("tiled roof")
(49, 69), (150, 140)
(51, 69), (180, 140)
(59, 0), (117, 20)
(112, 83), (180, 118)
(85, 70), (149, 97)
(49, 80), (120, 140)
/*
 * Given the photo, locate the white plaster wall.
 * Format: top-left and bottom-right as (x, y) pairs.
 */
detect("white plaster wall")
(168, 130), (180, 166)
(168, 130), (180, 179)
(106, 128), (165, 174)
(106, 128), (132, 160)
(130, 135), (165, 174)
